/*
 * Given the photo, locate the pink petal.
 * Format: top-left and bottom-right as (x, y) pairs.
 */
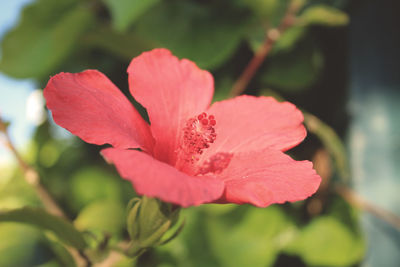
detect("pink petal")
(127, 48), (214, 164)
(101, 148), (224, 207)
(44, 70), (154, 151)
(217, 149), (321, 207)
(204, 95), (306, 159)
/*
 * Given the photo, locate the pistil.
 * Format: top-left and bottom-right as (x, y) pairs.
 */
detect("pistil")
(176, 112), (217, 173)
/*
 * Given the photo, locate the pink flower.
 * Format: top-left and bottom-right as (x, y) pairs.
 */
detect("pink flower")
(44, 48), (321, 207)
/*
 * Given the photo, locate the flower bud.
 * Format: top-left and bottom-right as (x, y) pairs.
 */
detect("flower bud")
(126, 196), (181, 257)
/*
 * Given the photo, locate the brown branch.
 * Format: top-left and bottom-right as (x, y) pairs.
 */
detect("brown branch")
(229, 0), (301, 97)
(335, 184), (400, 230)
(1, 128), (66, 218)
(0, 119), (89, 267)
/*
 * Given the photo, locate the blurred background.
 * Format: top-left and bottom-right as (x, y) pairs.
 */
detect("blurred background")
(0, 0), (399, 266)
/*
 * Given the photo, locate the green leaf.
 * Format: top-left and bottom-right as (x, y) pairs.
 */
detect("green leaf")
(135, 1), (250, 69)
(0, 169), (42, 210)
(158, 206), (299, 267)
(300, 5), (349, 27)
(0, 207), (87, 249)
(328, 196), (363, 234)
(38, 140), (61, 167)
(68, 167), (123, 212)
(156, 207), (220, 267)
(83, 27), (155, 61)
(238, 0), (280, 18)
(272, 25), (307, 53)
(237, 0), (291, 27)
(74, 200), (125, 237)
(36, 260), (63, 267)
(103, 0), (160, 32)
(285, 216), (365, 266)
(0, 0), (94, 78)
(245, 24), (266, 53)
(46, 239), (77, 267)
(0, 223), (50, 266)
(206, 206), (297, 267)
(261, 38), (323, 91)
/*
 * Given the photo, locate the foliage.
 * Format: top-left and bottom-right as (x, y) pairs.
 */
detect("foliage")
(0, 207), (87, 249)
(102, 0), (160, 32)
(0, 0), (364, 266)
(0, 0), (94, 78)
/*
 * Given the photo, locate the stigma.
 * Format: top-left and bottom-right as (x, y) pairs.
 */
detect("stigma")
(179, 112), (217, 165)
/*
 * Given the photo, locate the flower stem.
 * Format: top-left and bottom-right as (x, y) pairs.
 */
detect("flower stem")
(92, 241), (132, 267)
(229, 0), (301, 97)
(1, 125), (66, 218)
(335, 184), (400, 230)
(0, 118), (90, 267)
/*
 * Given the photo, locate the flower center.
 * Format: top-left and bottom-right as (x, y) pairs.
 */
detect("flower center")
(181, 112), (216, 163)
(175, 112), (217, 173)
(176, 113), (234, 176)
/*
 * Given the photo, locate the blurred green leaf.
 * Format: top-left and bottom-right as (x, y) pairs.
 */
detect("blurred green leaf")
(157, 207), (221, 267)
(103, 0), (160, 32)
(328, 196), (363, 234)
(0, 223), (51, 267)
(83, 27), (155, 61)
(237, 0), (291, 27)
(159, 205), (298, 267)
(0, 169), (41, 210)
(272, 25), (307, 53)
(39, 140), (61, 167)
(238, 0), (280, 18)
(285, 216), (365, 266)
(68, 167), (123, 212)
(0, 0), (94, 78)
(206, 206), (297, 267)
(246, 3), (346, 56)
(300, 5), (349, 26)
(36, 260), (62, 267)
(135, 1), (250, 69)
(0, 207), (87, 250)
(303, 112), (350, 181)
(46, 239), (77, 267)
(262, 38), (323, 91)
(202, 204), (237, 215)
(74, 200), (125, 237)
(245, 24), (266, 53)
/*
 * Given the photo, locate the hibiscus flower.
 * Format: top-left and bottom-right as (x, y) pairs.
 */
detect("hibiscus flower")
(44, 48), (321, 208)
